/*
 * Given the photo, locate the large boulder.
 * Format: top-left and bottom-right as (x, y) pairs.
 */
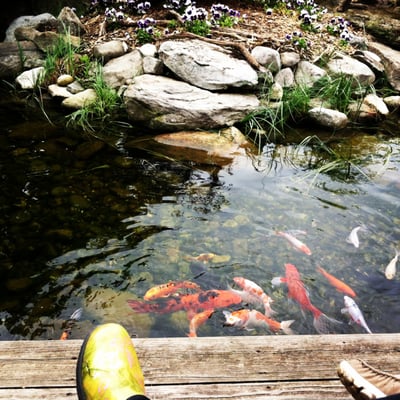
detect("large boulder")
(158, 39), (258, 91)
(4, 13), (56, 42)
(308, 107), (348, 129)
(326, 52), (375, 85)
(123, 74), (260, 131)
(295, 60), (327, 87)
(102, 49), (143, 89)
(0, 41), (44, 79)
(251, 46), (281, 73)
(367, 41), (400, 91)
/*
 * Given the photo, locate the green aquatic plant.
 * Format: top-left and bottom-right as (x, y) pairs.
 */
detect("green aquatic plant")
(243, 82), (311, 146)
(295, 135), (392, 188)
(66, 63), (122, 132)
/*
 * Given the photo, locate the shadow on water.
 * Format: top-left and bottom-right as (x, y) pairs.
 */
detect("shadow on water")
(1, 89), (400, 339)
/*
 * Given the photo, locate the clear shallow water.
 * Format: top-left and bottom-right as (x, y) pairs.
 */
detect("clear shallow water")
(1, 107), (400, 339)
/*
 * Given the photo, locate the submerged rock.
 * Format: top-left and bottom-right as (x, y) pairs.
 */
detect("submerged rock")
(131, 127), (257, 167)
(326, 52), (375, 86)
(308, 107), (348, 129)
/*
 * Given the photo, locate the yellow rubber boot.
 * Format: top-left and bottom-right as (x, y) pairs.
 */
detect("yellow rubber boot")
(77, 323), (147, 400)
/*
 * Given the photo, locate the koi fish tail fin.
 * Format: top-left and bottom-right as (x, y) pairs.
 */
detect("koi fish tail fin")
(263, 299), (277, 317)
(280, 319), (295, 335)
(314, 313), (343, 334)
(264, 306), (277, 318)
(127, 299), (160, 313)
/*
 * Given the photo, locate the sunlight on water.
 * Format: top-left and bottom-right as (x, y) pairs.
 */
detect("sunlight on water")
(1, 123), (399, 339)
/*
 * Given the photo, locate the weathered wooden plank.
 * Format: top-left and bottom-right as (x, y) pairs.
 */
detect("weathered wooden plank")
(0, 333), (399, 400)
(0, 381), (350, 400)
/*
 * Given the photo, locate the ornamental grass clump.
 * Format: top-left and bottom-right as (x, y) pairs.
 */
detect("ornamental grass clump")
(42, 28), (79, 85)
(242, 83), (312, 146)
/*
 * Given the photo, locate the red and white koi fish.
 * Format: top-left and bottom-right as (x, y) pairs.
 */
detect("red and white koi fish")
(60, 307), (83, 340)
(144, 280), (202, 301)
(232, 277), (275, 317)
(346, 226), (362, 248)
(385, 249), (399, 280)
(128, 289), (243, 315)
(223, 309), (294, 335)
(188, 309), (214, 337)
(341, 295), (372, 334)
(276, 231), (312, 256)
(317, 266), (356, 298)
(272, 263), (340, 334)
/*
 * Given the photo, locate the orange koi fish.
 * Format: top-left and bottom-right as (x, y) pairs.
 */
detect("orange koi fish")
(272, 263), (340, 334)
(188, 309), (214, 337)
(276, 231), (312, 256)
(317, 266), (356, 298)
(128, 289), (243, 315)
(232, 277), (275, 317)
(144, 280), (202, 301)
(223, 309), (294, 335)
(59, 307), (82, 340)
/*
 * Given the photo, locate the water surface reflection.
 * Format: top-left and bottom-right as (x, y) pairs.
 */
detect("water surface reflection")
(1, 116), (399, 339)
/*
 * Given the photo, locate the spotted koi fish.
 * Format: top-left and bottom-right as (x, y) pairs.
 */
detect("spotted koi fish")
(128, 289), (243, 315)
(188, 309), (214, 337)
(232, 277), (275, 317)
(223, 309), (294, 335)
(144, 280), (201, 301)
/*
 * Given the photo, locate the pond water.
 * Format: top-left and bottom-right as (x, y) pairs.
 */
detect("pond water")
(1, 95), (400, 340)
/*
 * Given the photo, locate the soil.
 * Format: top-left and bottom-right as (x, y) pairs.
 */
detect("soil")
(78, 1), (383, 61)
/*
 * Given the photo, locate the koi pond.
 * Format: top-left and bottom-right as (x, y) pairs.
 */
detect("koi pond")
(1, 94), (400, 340)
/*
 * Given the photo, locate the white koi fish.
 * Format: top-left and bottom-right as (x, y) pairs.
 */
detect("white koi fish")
(341, 295), (372, 334)
(385, 249), (399, 280)
(276, 230), (312, 256)
(346, 226), (362, 248)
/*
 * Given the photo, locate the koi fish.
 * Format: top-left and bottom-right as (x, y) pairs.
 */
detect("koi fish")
(128, 289), (243, 315)
(346, 226), (362, 248)
(223, 309), (294, 335)
(144, 280), (201, 301)
(184, 253), (216, 263)
(276, 231), (312, 256)
(272, 263), (340, 334)
(232, 277), (275, 317)
(341, 295), (372, 334)
(385, 249), (399, 280)
(188, 309), (214, 337)
(317, 266), (356, 298)
(60, 307), (83, 340)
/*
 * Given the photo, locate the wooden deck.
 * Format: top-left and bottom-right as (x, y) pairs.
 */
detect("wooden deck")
(1, 334), (400, 399)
